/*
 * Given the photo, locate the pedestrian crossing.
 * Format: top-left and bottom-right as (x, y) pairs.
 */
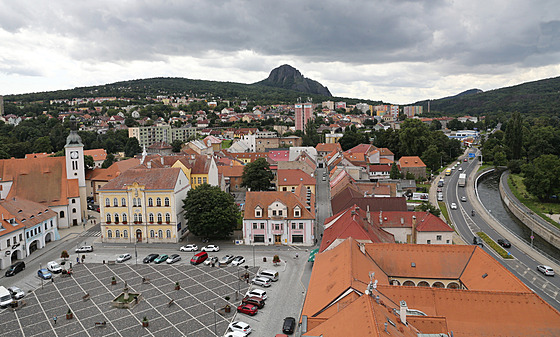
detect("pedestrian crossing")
(81, 224), (101, 237)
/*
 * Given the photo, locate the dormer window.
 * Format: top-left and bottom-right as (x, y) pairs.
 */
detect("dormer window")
(255, 207), (262, 218)
(294, 206), (301, 218)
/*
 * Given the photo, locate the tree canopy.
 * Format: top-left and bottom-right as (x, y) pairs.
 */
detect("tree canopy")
(182, 184), (240, 239)
(241, 158), (274, 191)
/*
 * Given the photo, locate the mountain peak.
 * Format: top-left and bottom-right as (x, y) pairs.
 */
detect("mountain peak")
(256, 64), (332, 97)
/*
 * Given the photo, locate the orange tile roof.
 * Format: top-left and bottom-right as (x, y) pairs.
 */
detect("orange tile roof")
(0, 205), (26, 236)
(86, 158), (141, 181)
(316, 143), (342, 153)
(372, 211), (454, 233)
(0, 197), (54, 228)
(277, 169), (315, 186)
(99, 167), (183, 191)
(244, 191), (315, 220)
(217, 165), (244, 178)
(0, 157), (79, 206)
(378, 148), (394, 156)
(84, 148), (107, 161)
(398, 156), (426, 168)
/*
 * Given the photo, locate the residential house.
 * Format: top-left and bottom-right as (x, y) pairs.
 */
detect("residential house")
(0, 206), (26, 270)
(398, 156), (427, 179)
(85, 158), (141, 204)
(371, 211), (454, 244)
(84, 149), (107, 168)
(99, 167), (190, 243)
(243, 191), (315, 246)
(331, 185), (407, 214)
(277, 169), (316, 195)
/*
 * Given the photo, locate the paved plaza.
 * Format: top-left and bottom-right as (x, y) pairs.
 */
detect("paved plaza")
(0, 262), (258, 337)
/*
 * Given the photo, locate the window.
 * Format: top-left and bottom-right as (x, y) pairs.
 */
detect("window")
(121, 198), (126, 206)
(19, 233), (23, 241)
(436, 235), (442, 241)
(123, 230), (128, 238)
(44, 223), (47, 230)
(149, 213), (154, 222)
(150, 230), (155, 238)
(427, 240), (431, 244)
(50, 220), (53, 228)
(148, 198), (153, 207)
(253, 235), (265, 243)
(166, 230), (171, 238)
(299, 223), (304, 230)
(158, 229), (163, 238)
(106, 214), (111, 222)
(107, 230), (112, 238)
(137, 198), (141, 207)
(255, 208), (262, 217)
(122, 214), (127, 222)
(132, 198), (137, 207)
(72, 199), (76, 204)
(156, 198), (161, 207)
(274, 224), (282, 230)
(272, 210), (277, 216)
(291, 223), (296, 229)
(134, 214), (138, 222)
(165, 213), (170, 222)
(164, 197), (170, 206)
(113, 198), (118, 207)
(60, 211), (65, 218)
(446, 240), (450, 244)
(278, 210), (282, 216)
(260, 223), (265, 229)
(105, 198), (110, 207)
(292, 235), (303, 243)
(72, 208), (76, 213)
(253, 223), (258, 229)
(203, 177), (207, 184)
(115, 229), (120, 238)
(114, 213), (120, 223)
(157, 213), (163, 223)
(138, 214), (143, 222)
(198, 177), (202, 184)
(294, 208), (301, 217)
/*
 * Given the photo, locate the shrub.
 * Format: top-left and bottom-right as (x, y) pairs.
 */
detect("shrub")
(476, 231), (513, 259)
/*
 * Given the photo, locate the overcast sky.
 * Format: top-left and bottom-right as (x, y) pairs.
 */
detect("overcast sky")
(1, 1), (559, 104)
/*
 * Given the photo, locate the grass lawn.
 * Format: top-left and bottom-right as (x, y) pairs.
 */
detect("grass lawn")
(477, 164), (493, 172)
(438, 201), (450, 224)
(508, 174), (560, 229)
(221, 139), (233, 148)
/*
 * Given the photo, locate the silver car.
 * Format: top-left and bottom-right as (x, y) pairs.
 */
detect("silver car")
(116, 253), (131, 263)
(8, 286), (25, 300)
(166, 254), (182, 264)
(251, 276), (271, 287)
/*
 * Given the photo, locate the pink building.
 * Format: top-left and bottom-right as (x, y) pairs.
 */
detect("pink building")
(295, 103), (313, 131)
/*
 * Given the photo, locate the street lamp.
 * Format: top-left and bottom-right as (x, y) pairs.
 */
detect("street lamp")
(213, 302), (217, 336)
(252, 239), (255, 268)
(135, 239), (138, 265)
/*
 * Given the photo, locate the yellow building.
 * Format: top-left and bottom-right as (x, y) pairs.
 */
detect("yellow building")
(99, 167), (190, 243)
(170, 154), (218, 189)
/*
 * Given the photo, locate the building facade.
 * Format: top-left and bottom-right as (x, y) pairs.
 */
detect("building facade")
(99, 167), (190, 244)
(128, 125), (198, 148)
(243, 191), (315, 246)
(295, 103), (313, 131)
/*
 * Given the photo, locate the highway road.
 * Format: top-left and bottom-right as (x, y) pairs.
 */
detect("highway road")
(442, 150), (560, 311)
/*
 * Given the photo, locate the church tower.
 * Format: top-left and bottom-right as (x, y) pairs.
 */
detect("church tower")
(65, 115), (87, 225)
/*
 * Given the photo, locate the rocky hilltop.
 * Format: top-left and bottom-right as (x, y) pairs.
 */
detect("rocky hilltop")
(256, 64), (332, 97)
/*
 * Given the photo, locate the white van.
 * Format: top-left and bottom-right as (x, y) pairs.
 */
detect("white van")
(258, 269), (279, 282)
(0, 286), (13, 307)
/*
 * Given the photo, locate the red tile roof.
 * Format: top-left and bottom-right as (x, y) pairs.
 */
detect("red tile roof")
(99, 167), (183, 191)
(372, 211), (454, 232)
(398, 156), (426, 168)
(244, 191), (315, 220)
(277, 169), (315, 186)
(84, 148), (107, 161)
(331, 186), (407, 214)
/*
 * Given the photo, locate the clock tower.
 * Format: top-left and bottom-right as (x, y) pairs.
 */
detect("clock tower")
(65, 115), (87, 226)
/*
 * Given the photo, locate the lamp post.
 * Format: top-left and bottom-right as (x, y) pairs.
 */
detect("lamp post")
(135, 238), (138, 265)
(236, 266), (240, 300)
(213, 302), (217, 336)
(252, 239), (255, 268)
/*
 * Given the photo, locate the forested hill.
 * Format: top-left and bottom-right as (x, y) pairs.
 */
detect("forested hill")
(416, 75), (560, 116)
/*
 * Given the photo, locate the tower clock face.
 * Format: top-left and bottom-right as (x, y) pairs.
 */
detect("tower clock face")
(70, 151), (79, 159)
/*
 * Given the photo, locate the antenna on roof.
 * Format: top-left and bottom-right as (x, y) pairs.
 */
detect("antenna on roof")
(365, 272), (377, 296)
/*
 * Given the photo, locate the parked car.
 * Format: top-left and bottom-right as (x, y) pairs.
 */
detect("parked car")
(0, 286), (13, 307)
(497, 239), (511, 248)
(231, 256), (246, 266)
(237, 303), (258, 316)
(258, 270), (279, 281)
(537, 265), (555, 276)
(437, 193), (443, 201)
(37, 268), (52, 280)
(242, 296), (265, 309)
(228, 321), (252, 335)
(204, 256), (219, 266)
(5, 261), (25, 277)
(47, 261), (63, 273)
(154, 254), (169, 264)
(117, 253), (132, 263)
(473, 236), (484, 247)
(190, 251), (208, 265)
(219, 255), (235, 266)
(75, 245), (93, 253)
(283, 317), (296, 334)
(143, 254), (159, 263)
(167, 254), (181, 264)
(201, 244), (220, 252)
(7, 286), (25, 300)
(461, 196), (467, 202)
(224, 332), (247, 337)
(246, 289), (267, 300)
(450, 203), (457, 210)
(251, 276), (271, 287)
(180, 244), (198, 252)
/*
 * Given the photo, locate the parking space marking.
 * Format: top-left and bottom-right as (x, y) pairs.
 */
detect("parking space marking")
(69, 265), (126, 337)
(51, 282), (92, 337)
(13, 307), (26, 337)
(30, 290), (59, 337)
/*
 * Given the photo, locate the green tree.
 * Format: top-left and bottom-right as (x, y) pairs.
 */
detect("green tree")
(182, 184), (240, 239)
(447, 119), (463, 131)
(390, 162), (401, 179)
(522, 154), (560, 200)
(505, 111), (523, 160)
(421, 145), (443, 172)
(417, 201), (441, 217)
(399, 119), (430, 156)
(171, 139), (183, 153)
(101, 153), (115, 168)
(84, 155), (95, 170)
(493, 150), (507, 166)
(339, 125), (367, 151)
(32, 136), (53, 153)
(124, 137), (141, 157)
(241, 158), (274, 191)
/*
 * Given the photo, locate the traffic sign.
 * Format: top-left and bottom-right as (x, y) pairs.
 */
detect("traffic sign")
(468, 152), (475, 158)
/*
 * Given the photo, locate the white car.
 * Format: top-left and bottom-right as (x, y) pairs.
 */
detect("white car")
(201, 244), (220, 252)
(166, 254), (181, 264)
(7, 286), (25, 300)
(116, 253), (131, 263)
(246, 289), (267, 300)
(450, 203), (457, 210)
(537, 265), (555, 276)
(46, 261), (62, 273)
(204, 256), (219, 266)
(251, 276), (271, 287)
(231, 256), (245, 266)
(75, 245), (93, 253)
(224, 331), (247, 337)
(458, 167), (463, 171)
(180, 244), (198, 252)
(228, 321), (252, 335)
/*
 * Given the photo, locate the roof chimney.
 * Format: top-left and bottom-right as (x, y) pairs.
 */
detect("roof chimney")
(400, 300), (408, 325)
(147, 161), (151, 169)
(379, 210), (383, 225)
(366, 205), (371, 224)
(411, 215), (417, 244)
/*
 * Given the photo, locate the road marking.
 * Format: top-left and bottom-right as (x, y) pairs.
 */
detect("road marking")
(13, 306), (26, 337)
(31, 290), (59, 337)
(51, 282), (92, 337)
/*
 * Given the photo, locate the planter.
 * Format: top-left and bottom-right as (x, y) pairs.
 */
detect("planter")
(122, 221), (127, 224)
(142, 321), (149, 327)
(166, 221), (170, 224)
(175, 283), (180, 290)
(111, 280), (117, 285)
(157, 221), (162, 224)
(66, 313), (73, 320)
(106, 221), (111, 224)
(224, 305), (231, 313)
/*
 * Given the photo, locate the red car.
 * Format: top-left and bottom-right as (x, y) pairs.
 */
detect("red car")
(237, 303), (258, 316)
